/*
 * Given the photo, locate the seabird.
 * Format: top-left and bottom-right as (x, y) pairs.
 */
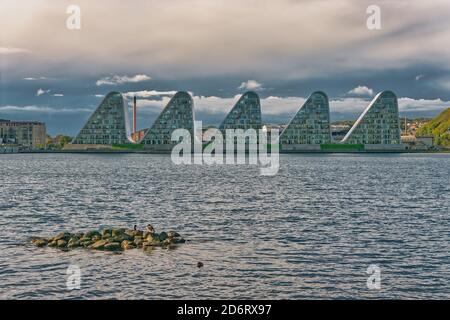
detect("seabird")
(146, 224), (155, 233)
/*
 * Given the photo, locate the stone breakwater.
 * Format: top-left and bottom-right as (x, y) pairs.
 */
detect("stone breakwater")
(30, 227), (186, 251)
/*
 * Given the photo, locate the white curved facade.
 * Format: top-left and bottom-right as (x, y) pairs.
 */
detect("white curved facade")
(219, 91), (262, 132)
(342, 90), (401, 145)
(140, 91), (194, 150)
(71, 91), (132, 145)
(279, 91), (331, 150)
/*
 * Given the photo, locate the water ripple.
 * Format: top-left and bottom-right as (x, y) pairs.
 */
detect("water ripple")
(0, 153), (449, 299)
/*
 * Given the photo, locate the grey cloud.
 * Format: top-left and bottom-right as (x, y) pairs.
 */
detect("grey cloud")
(238, 80), (264, 91)
(0, 105), (92, 113)
(2, 0), (450, 80)
(96, 74), (151, 86)
(1, 0), (450, 134)
(0, 47), (29, 54)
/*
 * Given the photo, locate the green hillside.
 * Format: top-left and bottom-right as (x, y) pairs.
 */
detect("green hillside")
(416, 108), (450, 147)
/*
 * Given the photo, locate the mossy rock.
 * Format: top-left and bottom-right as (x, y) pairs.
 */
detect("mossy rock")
(142, 241), (158, 250)
(68, 236), (80, 243)
(67, 237), (80, 247)
(32, 226), (185, 252)
(143, 245), (155, 252)
(111, 236), (126, 243)
(67, 241), (81, 249)
(48, 240), (57, 247)
(124, 229), (135, 237)
(32, 238), (48, 247)
(143, 231), (149, 238)
(125, 230), (143, 237)
(57, 240), (67, 248)
(90, 240), (108, 250)
(102, 229), (112, 237)
(121, 240), (135, 250)
(122, 233), (134, 241)
(134, 236), (143, 246)
(167, 231), (180, 238)
(54, 232), (71, 241)
(85, 230), (101, 238)
(159, 232), (168, 241)
(111, 229), (125, 237)
(169, 237), (186, 244)
(104, 242), (121, 251)
(147, 233), (160, 242)
(81, 241), (93, 248)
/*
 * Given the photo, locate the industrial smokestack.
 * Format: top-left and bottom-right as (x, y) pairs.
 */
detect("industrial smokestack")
(133, 96), (137, 135)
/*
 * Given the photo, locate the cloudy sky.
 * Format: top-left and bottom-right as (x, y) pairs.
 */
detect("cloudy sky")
(1, 0), (450, 135)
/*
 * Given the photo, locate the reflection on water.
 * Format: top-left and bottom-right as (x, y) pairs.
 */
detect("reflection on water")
(0, 153), (449, 299)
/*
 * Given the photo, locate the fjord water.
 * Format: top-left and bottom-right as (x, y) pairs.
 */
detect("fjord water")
(0, 153), (449, 299)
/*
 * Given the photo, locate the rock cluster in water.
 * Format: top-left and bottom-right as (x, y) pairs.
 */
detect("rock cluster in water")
(30, 226), (185, 251)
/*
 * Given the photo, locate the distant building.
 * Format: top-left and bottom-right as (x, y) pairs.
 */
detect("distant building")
(401, 135), (416, 144)
(71, 92), (133, 145)
(215, 91), (263, 148)
(401, 135), (434, 150)
(219, 91), (262, 132)
(265, 124), (286, 132)
(64, 89), (410, 152)
(0, 119), (46, 148)
(416, 136), (434, 148)
(279, 91), (331, 151)
(0, 145), (19, 153)
(342, 91), (403, 149)
(331, 124), (351, 142)
(264, 124), (286, 141)
(140, 91), (194, 151)
(131, 128), (148, 143)
(399, 117), (430, 136)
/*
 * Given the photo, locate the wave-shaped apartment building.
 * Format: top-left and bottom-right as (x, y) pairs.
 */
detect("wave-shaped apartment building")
(67, 90), (403, 152)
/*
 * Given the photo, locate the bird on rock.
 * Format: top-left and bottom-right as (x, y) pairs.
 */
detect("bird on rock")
(146, 224), (155, 234)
